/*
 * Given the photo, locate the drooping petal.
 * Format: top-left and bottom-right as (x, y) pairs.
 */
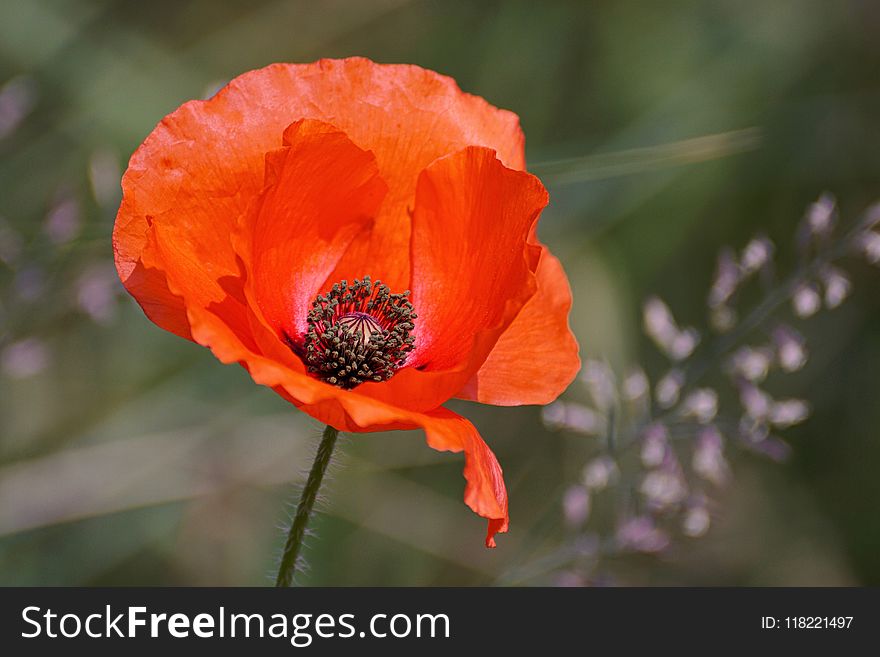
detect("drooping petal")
(418, 407), (509, 548)
(288, 397), (509, 548)
(458, 247), (580, 405)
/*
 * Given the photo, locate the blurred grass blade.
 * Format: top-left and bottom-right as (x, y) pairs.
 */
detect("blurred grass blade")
(533, 127), (763, 185)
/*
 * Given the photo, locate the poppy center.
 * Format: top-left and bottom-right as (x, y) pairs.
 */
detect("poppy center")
(300, 276), (416, 389)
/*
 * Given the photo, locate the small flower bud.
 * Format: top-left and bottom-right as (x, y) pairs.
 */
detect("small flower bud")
(729, 346), (772, 382)
(669, 327), (700, 360)
(708, 248), (740, 308)
(861, 202), (880, 231)
(739, 382), (773, 421)
(77, 263), (120, 325)
(582, 456), (619, 491)
(616, 516), (670, 553)
(821, 267), (851, 309)
(740, 235), (775, 274)
(623, 367), (649, 401)
(43, 193), (81, 245)
(805, 192), (837, 239)
(643, 297), (699, 361)
(739, 416), (770, 444)
(792, 283), (821, 318)
(0, 75), (37, 139)
(643, 296), (677, 352)
(641, 470), (688, 510)
(692, 426), (729, 486)
(680, 388), (719, 423)
(769, 399), (810, 428)
(858, 231), (880, 265)
(542, 401), (605, 436)
(773, 325), (808, 372)
(1, 338), (50, 379)
(747, 436), (792, 462)
(581, 360), (616, 412)
(562, 485), (591, 528)
(640, 423), (669, 468)
(682, 504), (711, 537)
(655, 369), (685, 409)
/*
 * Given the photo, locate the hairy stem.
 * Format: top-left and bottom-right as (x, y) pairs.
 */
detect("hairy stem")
(275, 424), (339, 587)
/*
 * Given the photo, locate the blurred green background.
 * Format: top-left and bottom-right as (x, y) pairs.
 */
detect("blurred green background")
(1, 0), (878, 585)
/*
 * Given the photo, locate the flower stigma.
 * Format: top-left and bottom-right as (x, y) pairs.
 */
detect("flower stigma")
(294, 276), (416, 389)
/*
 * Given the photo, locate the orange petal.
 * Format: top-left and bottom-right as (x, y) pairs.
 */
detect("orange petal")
(305, 58), (526, 291)
(458, 246), (581, 405)
(287, 397), (509, 547)
(409, 146), (548, 373)
(418, 407), (509, 548)
(243, 120), (388, 341)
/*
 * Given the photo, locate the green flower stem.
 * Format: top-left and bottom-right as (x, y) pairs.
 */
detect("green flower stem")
(275, 424), (340, 587)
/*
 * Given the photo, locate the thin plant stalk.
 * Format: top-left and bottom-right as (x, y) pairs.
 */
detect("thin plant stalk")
(275, 424), (340, 587)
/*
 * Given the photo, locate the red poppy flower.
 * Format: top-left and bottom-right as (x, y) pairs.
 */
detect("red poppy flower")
(113, 58), (579, 547)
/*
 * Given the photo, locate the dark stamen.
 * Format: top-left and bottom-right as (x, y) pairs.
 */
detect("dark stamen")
(298, 276), (416, 389)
